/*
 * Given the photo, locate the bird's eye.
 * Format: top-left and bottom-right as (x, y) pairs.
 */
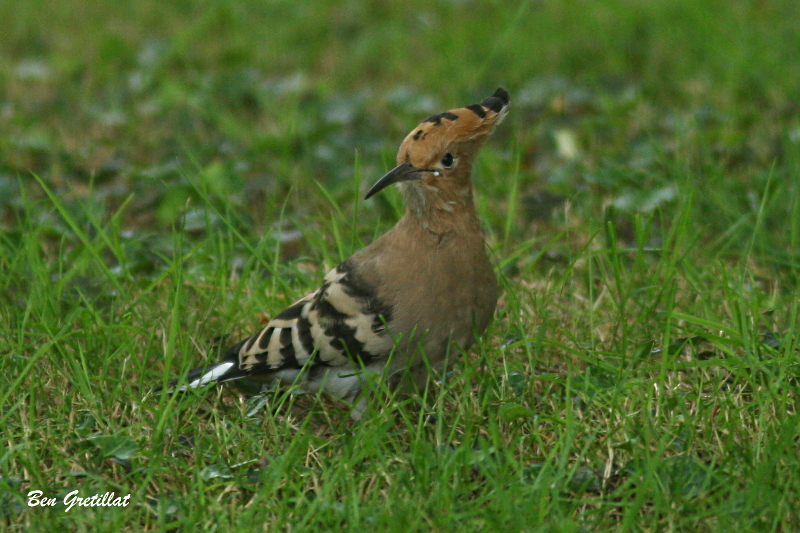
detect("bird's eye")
(441, 153), (454, 168)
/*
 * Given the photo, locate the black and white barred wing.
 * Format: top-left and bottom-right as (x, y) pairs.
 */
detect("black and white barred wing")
(177, 262), (394, 391)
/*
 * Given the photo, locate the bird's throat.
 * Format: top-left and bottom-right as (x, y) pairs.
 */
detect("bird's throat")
(400, 180), (479, 236)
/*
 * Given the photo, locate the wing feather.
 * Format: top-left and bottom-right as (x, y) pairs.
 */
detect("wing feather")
(236, 262), (393, 377)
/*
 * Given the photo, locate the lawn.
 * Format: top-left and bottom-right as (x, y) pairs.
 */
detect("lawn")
(2, 0), (800, 531)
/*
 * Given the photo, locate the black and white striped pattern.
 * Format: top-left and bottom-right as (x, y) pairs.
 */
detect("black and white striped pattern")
(171, 260), (394, 404)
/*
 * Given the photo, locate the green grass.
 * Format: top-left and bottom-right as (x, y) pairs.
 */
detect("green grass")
(2, 0), (800, 531)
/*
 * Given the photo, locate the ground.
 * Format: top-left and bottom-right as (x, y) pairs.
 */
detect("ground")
(1, 0), (800, 531)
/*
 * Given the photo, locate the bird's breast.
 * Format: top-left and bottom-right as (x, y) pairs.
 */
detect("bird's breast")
(383, 232), (497, 363)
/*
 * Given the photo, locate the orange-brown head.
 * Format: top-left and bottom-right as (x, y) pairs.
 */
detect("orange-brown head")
(366, 88), (510, 226)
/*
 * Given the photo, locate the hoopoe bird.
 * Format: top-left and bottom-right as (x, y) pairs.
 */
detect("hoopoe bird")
(163, 88), (509, 418)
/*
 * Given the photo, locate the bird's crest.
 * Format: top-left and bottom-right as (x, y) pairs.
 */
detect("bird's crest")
(397, 87), (509, 168)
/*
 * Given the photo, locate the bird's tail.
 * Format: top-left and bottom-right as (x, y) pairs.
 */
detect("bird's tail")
(155, 340), (249, 392)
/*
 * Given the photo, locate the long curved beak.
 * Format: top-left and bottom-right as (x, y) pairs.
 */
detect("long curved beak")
(364, 161), (419, 199)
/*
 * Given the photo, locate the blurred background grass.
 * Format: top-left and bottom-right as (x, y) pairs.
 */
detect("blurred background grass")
(2, 0), (800, 531)
(2, 0), (799, 257)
